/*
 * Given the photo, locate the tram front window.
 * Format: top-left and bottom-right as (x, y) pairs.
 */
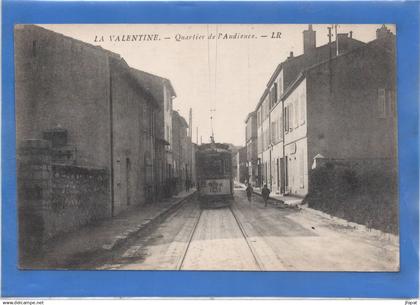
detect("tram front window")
(202, 159), (225, 178)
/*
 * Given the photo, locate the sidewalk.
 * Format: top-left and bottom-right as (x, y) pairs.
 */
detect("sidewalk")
(252, 186), (303, 207)
(234, 181), (302, 207)
(25, 189), (196, 269)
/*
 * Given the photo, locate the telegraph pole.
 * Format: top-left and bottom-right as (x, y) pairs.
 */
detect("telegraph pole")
(210, 108), (216, 143)
(327, 26), (333, 93)
(334, 24), (339, 56)
(188, 108), (192, 138)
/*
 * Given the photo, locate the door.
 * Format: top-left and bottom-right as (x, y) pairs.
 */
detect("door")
(126, 158), (131, 206)
(284, 157), (289, 193)
(276, 158), (280, 193)
(280, 157), (285, 194)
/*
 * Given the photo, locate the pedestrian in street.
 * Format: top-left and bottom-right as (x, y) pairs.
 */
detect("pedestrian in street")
(261, 184), (271, 207)
(246, 183), (253, 203)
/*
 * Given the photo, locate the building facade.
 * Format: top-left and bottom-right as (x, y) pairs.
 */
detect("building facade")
(237, 146), (248, 184)
(14, 25), (178, 248)
(172, 110), (192, 193)
(252, 25), (396, 197)
(245, 111), (258, 186)
(110, 59), (160, 214)
(128, 69), (176, 199)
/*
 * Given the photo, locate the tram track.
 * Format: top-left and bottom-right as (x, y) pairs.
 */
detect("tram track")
(177, 201), (263, 271)
(177, 206), (203, 270)
(229, 205), (264, 271)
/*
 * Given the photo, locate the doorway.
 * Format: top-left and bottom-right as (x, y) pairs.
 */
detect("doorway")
(126, 158), (131, 206)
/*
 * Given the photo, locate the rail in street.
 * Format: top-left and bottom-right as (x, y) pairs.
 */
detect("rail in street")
(90, 188), (399, 271)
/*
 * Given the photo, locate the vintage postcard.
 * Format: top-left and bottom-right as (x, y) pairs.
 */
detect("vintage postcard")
(14, 24), (398, 271)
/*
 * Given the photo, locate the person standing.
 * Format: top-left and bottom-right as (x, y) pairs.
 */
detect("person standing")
(245, 183), (253, 203)
(261, 184), (271, 207)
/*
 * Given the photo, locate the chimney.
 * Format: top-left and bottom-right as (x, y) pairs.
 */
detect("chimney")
(303, 24), (316, 54)
(349, 31), (353, 39)
(287, 51), (294, 59)
(336, 33), (349, 55)
(376, 24), (392, 39)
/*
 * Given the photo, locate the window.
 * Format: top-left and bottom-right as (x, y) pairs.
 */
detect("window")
(262, 100), (266, 120)
(258, 133), (263, 153)
(263, 98), (269, 119)
(289, 103), (294, 131)
(201, 159), (224, 178)
(377, 88), (386, 118)
(270, 84), (278, 108)
(257, 109), (261, 127)
(262, 129), (265, 149)
(390, 90), (396, 117)
(264, 129), (270, 150)
(300, 92), (306, 125)
(284, 106), (289, 134)
(278, 75), (283, 97)
(278, 114), (283, 141)
(271, 121), (276, 143)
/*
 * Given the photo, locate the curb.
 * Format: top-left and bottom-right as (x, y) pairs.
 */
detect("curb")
(301, 204), (399, 244)
(47, 190), (198, 268)
(252, 190), (302, 207)
(101, 190), (197, 252)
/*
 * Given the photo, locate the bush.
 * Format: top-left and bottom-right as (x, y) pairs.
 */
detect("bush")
(307, 163), (398, 234)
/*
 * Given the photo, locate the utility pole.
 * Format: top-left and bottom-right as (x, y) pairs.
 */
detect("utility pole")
(188, 108), (192, 138)
(327, 26), (333, 93)
(327, 26), (333, 58)
(334, 24), (339, 56)
(210, 108), (216, 142)
(196, 127), (198, 144)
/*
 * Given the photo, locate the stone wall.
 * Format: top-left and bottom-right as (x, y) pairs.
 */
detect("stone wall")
(18, 140), (110, 262)
(18, 140), (52, 262)
(46, 164), (109, 240)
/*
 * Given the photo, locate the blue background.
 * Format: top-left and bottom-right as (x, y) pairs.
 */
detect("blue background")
(2, 0), (419, 298)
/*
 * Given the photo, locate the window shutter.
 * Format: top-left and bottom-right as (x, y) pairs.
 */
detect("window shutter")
(289, 104), (293, 131)
(387, 90), (395, 117)
(284, 106), (288, 133)
(377, 88), (386, 118)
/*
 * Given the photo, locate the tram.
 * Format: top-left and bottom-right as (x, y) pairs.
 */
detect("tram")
(196, 140), (234, 208)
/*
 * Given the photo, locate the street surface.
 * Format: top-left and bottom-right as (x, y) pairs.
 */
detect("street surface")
(93, 188), (399, 271)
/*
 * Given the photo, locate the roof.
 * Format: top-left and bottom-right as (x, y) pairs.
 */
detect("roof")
(19, 25), (175, 110)
(197, 142), (230, 152)
(172, 110), (189, 128)
(279, 34), (396, 102)
(129, 68), (177, 106)
(254, 34), (366, 112)
(18, 25), (122, 59)
(107, 57), (160, 109)
(244, 111), (256, 123)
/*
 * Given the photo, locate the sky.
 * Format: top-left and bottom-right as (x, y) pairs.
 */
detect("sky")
(41, 24), (395, 146)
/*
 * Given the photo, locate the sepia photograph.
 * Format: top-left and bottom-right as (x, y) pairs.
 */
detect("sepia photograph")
(14, 23), (398, 271)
